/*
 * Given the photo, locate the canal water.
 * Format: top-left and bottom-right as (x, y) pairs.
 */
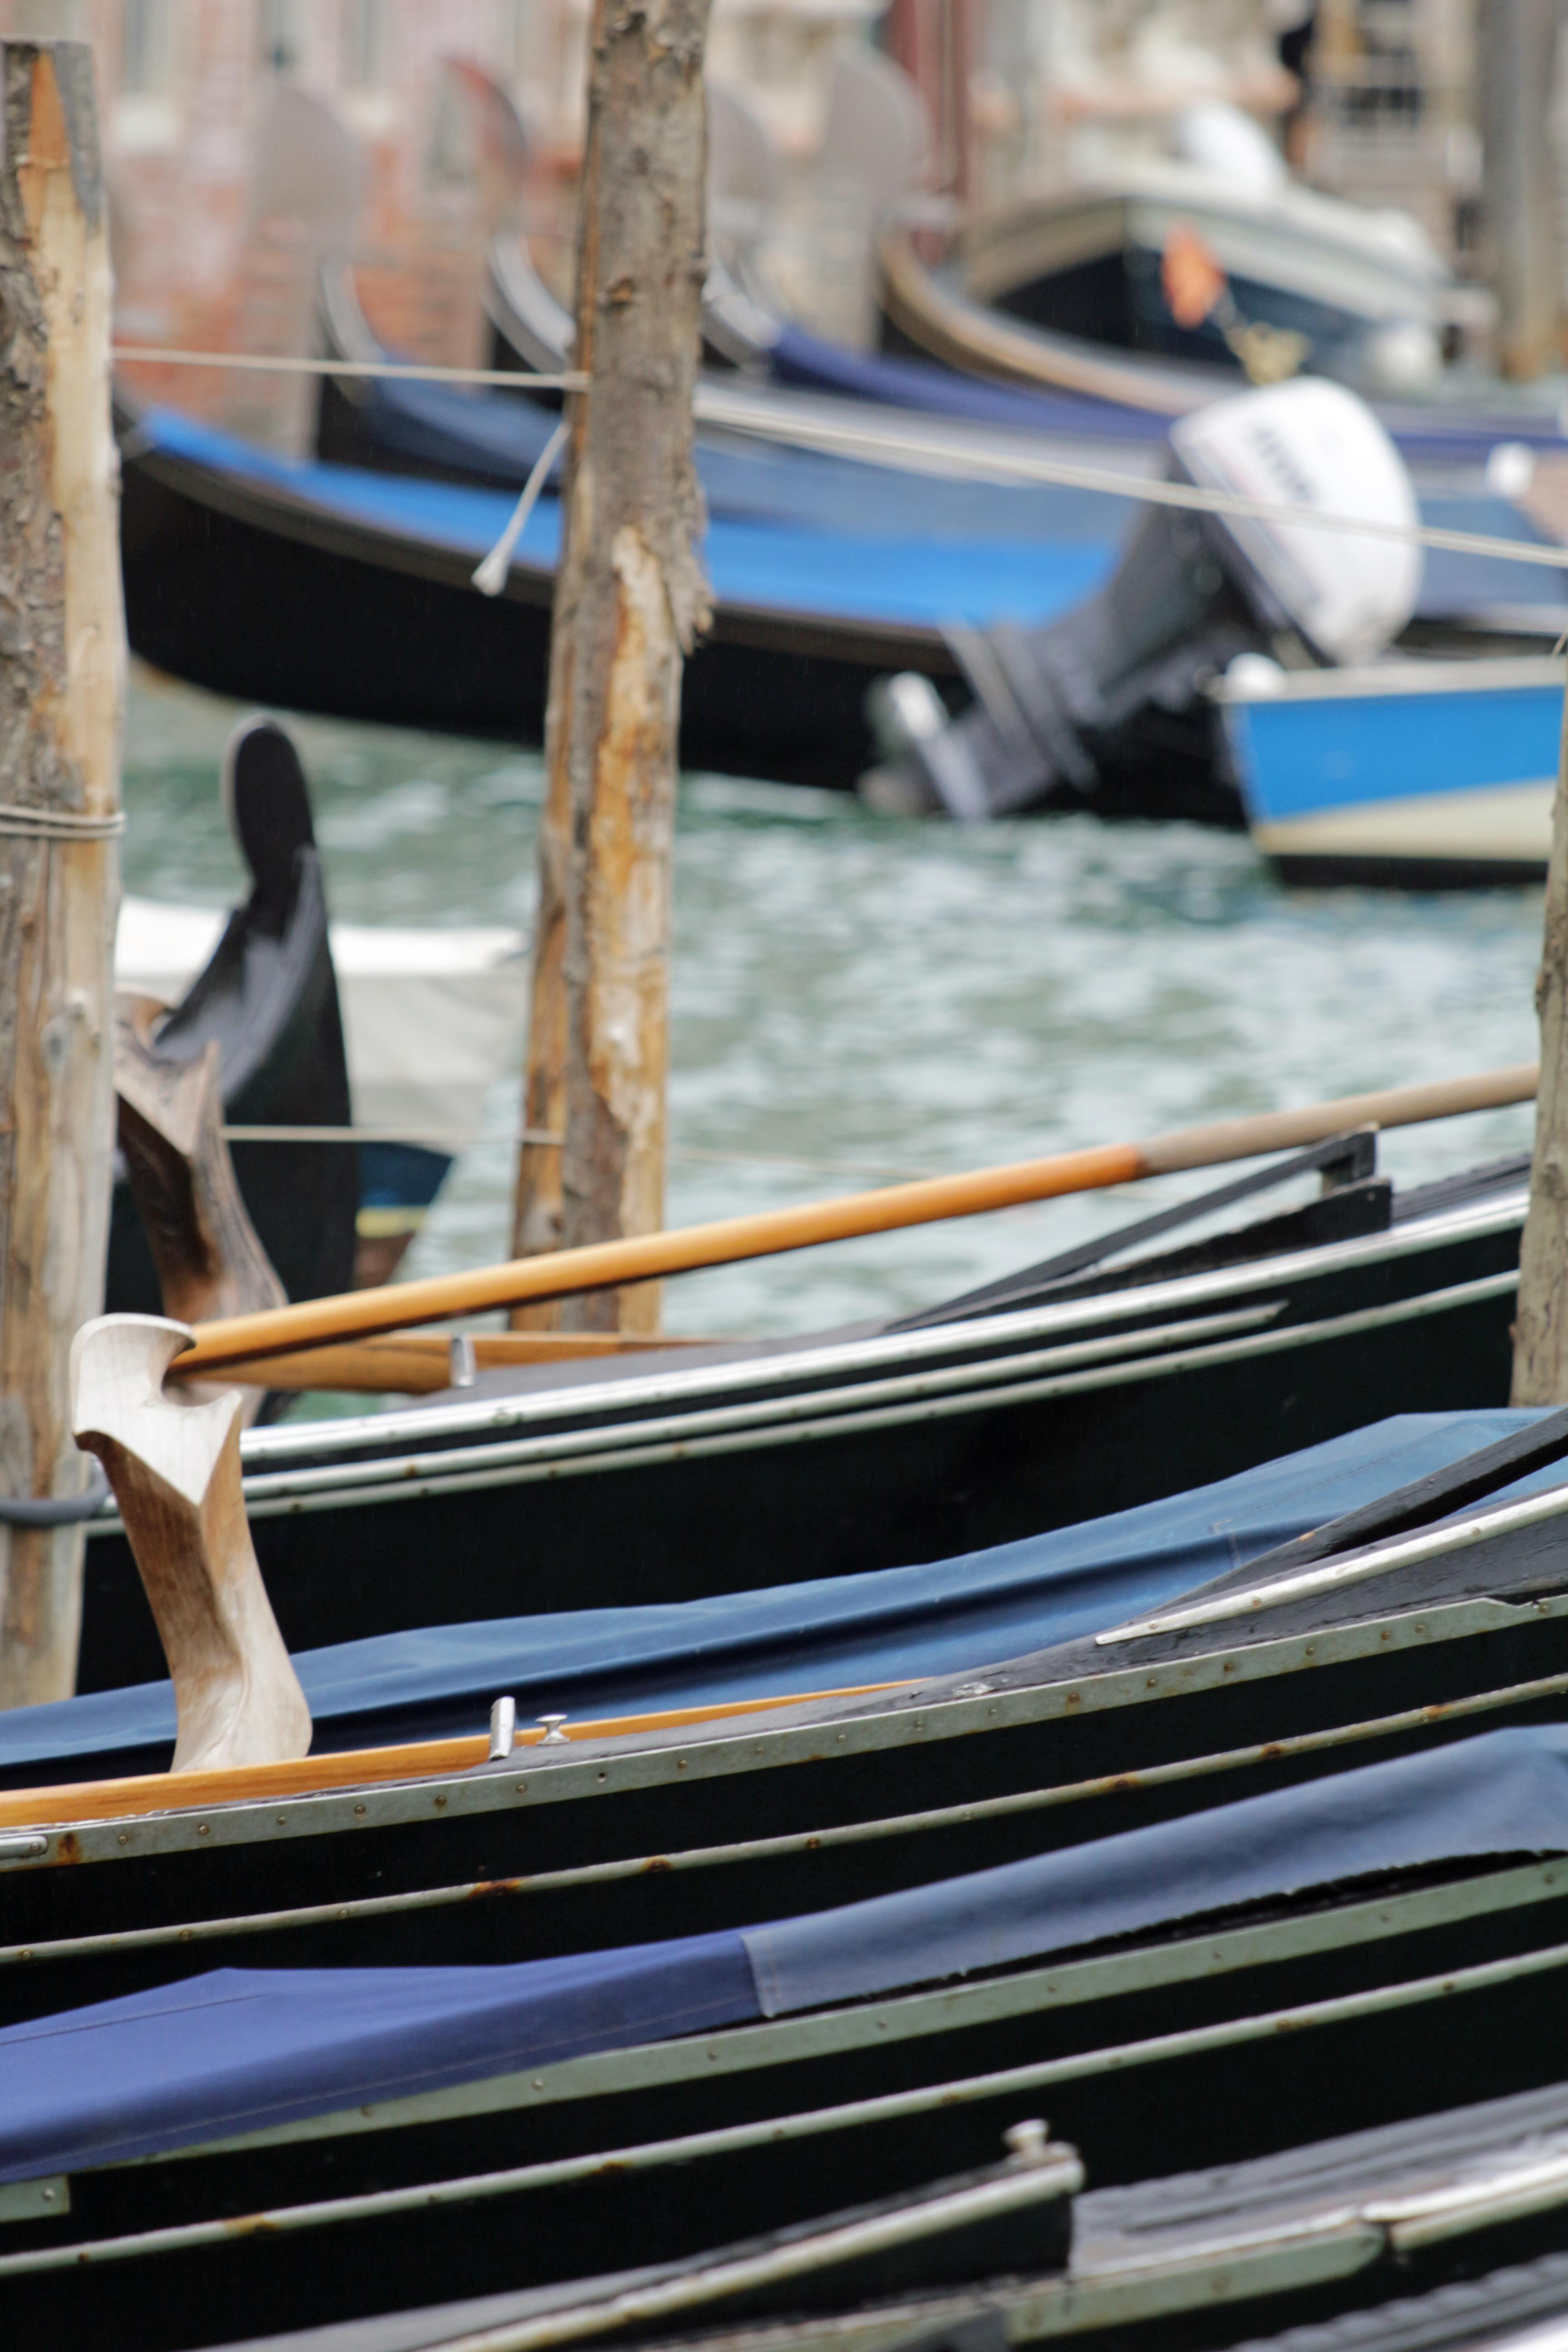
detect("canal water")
(123, 663), (1545, 1342)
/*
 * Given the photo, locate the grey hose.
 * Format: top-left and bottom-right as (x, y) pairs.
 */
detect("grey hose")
(0, 1461), (110, 1525)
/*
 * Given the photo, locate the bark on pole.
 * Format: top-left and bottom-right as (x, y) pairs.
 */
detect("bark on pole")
(1514, 680), (1568, 1401)
(0, 41), (124, 1707)
(510, 0), (713, 1335)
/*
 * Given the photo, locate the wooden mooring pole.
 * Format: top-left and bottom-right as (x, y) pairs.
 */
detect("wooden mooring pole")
(0, 42), (123, 1706)
(1476, 0), (1563, 381)
(1514, 669), (1568, 1402)
(510, 0), (714, 1335)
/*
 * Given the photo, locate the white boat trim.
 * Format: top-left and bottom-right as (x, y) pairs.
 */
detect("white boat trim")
(1213, 655), (1567, 705)
(1247, 782), (1554, 870)
(226, 1186), (1528, 1472)
(163, 1269), (1515, 1527)
(1097, 1472), (1568, 1646)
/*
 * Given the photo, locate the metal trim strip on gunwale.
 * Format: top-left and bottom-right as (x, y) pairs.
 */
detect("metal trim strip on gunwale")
(230, 1305), (1284, 1511)
(0, 2188), (1377, 2352)
(13, 1663), (1568, 1970)
(8, 1583), (1558, 1868)
(570, 2223), (1380, 2352)
(0, 2136), (1081, 2277)
(1100, 1474), (1568, 1646)
(224, 1189), (1529, 1470)
(191, 1269), (1517, 1528)
(91, 2165), (1083, 2352)
(115, 1859), (1568, 2169)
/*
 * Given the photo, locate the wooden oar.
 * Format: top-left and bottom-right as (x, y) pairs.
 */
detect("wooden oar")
(0, 1685), (905, 1832)
(168, 1063), (1538, 1381)
(250, 1329), (731, 1396)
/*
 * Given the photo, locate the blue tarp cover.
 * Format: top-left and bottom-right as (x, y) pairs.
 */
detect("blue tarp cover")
(4, 1411), (1549, 1783)
(0, 1936), (756, 2180)
(339, 373), (1122, 545)
(5, 1718), (1568, 2181)
(142, 407), (1116, 632)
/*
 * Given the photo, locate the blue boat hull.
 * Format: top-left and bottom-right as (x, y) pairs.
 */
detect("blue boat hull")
(1222, 658), (1563, 886)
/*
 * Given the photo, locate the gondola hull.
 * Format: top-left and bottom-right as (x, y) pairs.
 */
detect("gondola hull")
(15, 1840), (1568, 2345)
(118, 408), (1117, 795)
(77, 1166), (1526, 1687)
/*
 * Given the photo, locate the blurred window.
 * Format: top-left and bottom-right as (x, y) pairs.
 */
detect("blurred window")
(260, 0), (306, 74)
(120, 0), (176, 96)
(344, 0), (395, 90)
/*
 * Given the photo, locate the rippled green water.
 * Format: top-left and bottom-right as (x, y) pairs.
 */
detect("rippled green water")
(123, 663), (1545, 1338)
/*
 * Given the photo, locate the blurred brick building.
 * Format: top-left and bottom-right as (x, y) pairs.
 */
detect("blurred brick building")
(0, 0), (568, 439)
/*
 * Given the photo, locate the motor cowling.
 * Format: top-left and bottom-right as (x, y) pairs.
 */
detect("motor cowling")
(861, 378), (1422, 822)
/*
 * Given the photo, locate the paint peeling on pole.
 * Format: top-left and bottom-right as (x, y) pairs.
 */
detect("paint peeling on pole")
(512, 0), (714, 1335)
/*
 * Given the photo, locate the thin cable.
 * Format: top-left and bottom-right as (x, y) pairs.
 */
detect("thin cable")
(692, 387), (1568, 574)
(113, 347), (588, 392)
(474, 417), (571, 595)
(113, 344), (1568, 573)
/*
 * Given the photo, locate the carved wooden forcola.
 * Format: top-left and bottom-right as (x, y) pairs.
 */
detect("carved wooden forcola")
(0, 43), (125, 1706)
(70, 1314), (310, 1773)
(513, 0), (714, 1335)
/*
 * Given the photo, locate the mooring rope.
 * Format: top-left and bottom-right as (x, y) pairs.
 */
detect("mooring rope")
(473, 416), (571, 594)
(0, 805), (125, 841)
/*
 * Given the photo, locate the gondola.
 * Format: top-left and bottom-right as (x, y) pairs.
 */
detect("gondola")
(0, 2110), (1080, 2347)
(1218, 2245), (1568, 2352)
(348, 239), (1568, 663)
(187, 2088), (1568, 2352)
(18, 1858), (1568, 2348)
(106, 716), (358, 1317)
(13, 1391), (1568, 2013)
(870, 197), (1568, 473)
(72, 1126), (1529, 1686)
(115, 394), (1121, 796)
(489, 214), (1568, 480)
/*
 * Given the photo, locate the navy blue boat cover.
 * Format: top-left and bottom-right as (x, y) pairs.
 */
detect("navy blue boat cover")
(4, 1718), (1568, 2181)
(0, 1410), (1554, 1786)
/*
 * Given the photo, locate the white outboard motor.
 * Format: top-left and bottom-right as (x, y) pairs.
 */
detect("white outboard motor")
(862, 378), (1422, 822)
(1172, 378), (1421, 666)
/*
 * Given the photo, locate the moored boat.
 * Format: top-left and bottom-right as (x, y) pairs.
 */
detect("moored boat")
(11, 1397), (1568, 2013)
(72, 1128), (1528, 1686)
(1218, 654), (1563, 889)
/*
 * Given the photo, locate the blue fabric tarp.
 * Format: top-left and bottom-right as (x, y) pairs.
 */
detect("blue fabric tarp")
(339, 374), (1124, 545)
(746, 1720), (1568, 2014)
(143, 407), (1117, 632)
(2, 1411), (1551, 1784)
(0, 1935), (757, 2180)
(6, 1718), (1568, 2181)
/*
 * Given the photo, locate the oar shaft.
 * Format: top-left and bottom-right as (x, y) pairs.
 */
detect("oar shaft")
(171, 1063), (1539, 1377)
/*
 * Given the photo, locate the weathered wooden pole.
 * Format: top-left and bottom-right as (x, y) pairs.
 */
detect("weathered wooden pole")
(510, 0), (713, 1334)
(0, 41), (124, 1707)
(1513, 679), (1568, 1402)
(1475, 0), (1563, 382)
